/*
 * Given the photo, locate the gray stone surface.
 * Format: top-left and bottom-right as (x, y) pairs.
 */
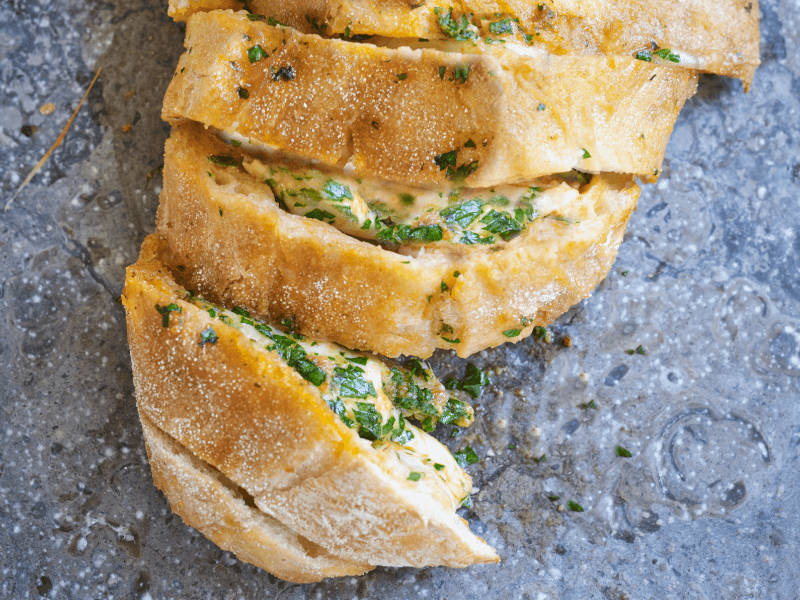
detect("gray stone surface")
(0, 1), (797, 598)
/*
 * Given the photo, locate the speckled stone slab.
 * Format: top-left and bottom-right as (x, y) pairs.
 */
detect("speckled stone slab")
(1, 1), (797, 598)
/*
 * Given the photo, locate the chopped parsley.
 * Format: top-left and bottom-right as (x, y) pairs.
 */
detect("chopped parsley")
(247, 45), (268, 63)
(264, 331), (327, 386)
(449, 363), (491, 399)
(434, 463), (445, 471)
(237, 87), (249, 99)
(451, 64), (470, 84)
(408, 472), (422, 481)
(434, 6), (478, 41)
(502, 328), (522, 338)
(440, 398), (471, 425)
(547, 495), (561, 502)
(396, 73), (408, 81)
(440, 198), (483, 228)
(488, 18), (513, 35)
(453, 446), (480, 468)
(199, 326), (218, 346)
(208, 155), (241, 168)
(579, 400), (598, 410)
(567, 501), (584, 512)
(615, 446), (632, 458)
(322, 180), (353, 201)
(155, 303), (181, 328)
(334, 365), (377, 399)
(376, 224), (443, 244)
(305, 208), (337, 223)
(581, 148), (591, 159)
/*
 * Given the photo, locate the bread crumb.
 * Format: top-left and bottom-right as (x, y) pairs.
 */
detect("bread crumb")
(39, 103), (55, 116)
(122, 123), (132, 133)
(563, 335), (572, 347)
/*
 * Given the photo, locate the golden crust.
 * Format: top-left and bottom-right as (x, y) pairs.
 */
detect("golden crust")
(140, 412), (372, 583)
(162, 10), (697, 186)
(156, 121), (640, 358)
(123, 240), (499, 568)
(167, 1), (759, 87)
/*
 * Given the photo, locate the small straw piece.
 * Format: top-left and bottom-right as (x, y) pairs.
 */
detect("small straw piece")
(5, 67), (102, 211)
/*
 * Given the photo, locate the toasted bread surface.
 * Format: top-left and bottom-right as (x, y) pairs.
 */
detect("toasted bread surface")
(124, 238), (499, 567)
(167, 1), (759, 87)
(156, 122), (639, 358)
(162, 11), (697, 186)
(141, 411), (372, 582)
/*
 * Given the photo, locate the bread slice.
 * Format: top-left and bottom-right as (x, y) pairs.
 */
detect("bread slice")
(124, 236), (499, 568)
(156, 121), (639, 358)
(162, 10), (697, 186)
(140, 411), (372, 582)
(166, 1), (759, 87)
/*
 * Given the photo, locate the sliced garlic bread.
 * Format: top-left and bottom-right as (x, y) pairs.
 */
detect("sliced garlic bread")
(141, 411), (372, 582)
(167, 1), (759, 87)
(155, 121), (639, 358)
(162, 10), (697, 186)
(124, 235), (498, 568)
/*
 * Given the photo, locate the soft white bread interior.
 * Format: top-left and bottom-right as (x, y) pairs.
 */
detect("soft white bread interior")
(162, 10), (698, 186)
(124, 236), (499, 568)
(156, 121), (640, 358)
(166, 0), (759, 87)
(140, 411), (372, 583)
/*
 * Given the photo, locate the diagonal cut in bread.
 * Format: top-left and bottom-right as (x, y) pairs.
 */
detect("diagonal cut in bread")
(162, 10), (698, 187)
(140, 411), (372, 582)
(156, 121), (640, 358)
(166, 0), (759, 88)
(124, 235), (499, 570)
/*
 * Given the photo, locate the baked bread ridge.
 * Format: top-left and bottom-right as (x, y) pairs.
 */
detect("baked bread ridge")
(123, 238), (499, 568)
(166, 0), (759, 88)
(162, 10), (698, 187)
(140, 411), (372, 582)
(156, 121), (640, 358)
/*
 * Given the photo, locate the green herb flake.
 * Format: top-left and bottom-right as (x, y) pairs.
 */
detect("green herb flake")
(464, 139), (476, 148)
(461, 363), (490, 399)
(322, 180), (353, 201)
(537, 103), (546, 111)
(199, 326), (218, 346)
(503, 328), (522, 338)
(346, 356), (369, 365)
(155, 303), (181, 328)
(488, 18), (513, 35)
(440, 397), (471, 425)
(441, 281), (449, 292)
(460, 494), (473, 508)
(533, 326), (552, 343)
(547, 495), (561, 502)
(305, 208), (336, 223)
(451, 64), (470, 84)
(636, 345), (647, 355)
(396, 73), (408, 81)
(567, 500), (584, 512)
(615, 445), (633, 458)
(434, 463), (446, 471)
(334, 365), (377, 399)
(237, 87), (250, 99)
(581, 148), (591, 159)
(507, 444), (517, 450)
(408, 472), (422, 481)
(352, 402), (383, 440)
(579, 400), (598, 410)
(622, 270), (629, 276)
(453, 446), (480, 468)
(434, 6), (478, 41)
(654, 48), (681, 63)
(208, 155), (241, 168)
(247, 45), (268, 63)
(438, 65), (447, 80)
(441, 199), (483, 228)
